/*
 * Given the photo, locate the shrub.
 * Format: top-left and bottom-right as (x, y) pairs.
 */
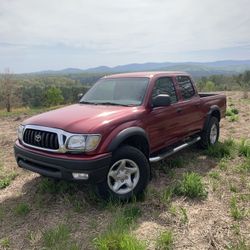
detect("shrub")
(173, 172), (207, 198)
(156, 230), (173, 250)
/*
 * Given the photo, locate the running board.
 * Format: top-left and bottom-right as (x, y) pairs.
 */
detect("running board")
(149, 136), (201, 163)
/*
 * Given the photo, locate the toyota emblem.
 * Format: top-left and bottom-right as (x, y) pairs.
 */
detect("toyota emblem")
(35, 134), (42, 142)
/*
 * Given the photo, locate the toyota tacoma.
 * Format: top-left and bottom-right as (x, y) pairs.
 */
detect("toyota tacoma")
(14, 71), (226, 200)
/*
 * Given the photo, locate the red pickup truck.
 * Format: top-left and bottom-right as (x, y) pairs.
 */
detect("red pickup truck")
(14, 71), (226, 200)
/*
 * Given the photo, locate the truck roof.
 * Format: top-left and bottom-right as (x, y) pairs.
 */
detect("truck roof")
(104, 71), (189, 78)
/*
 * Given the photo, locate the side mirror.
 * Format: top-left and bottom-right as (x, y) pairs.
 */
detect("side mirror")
(152, 94), (171, 107)
(78, 93), (84, 101)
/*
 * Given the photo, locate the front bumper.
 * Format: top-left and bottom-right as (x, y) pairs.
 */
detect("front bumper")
(14, 143), (112, 183)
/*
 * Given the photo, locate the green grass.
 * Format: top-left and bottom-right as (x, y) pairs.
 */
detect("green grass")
(179, 207), (188, 224)
(209, 171), (220, 180)
(42, 224), (79, 250)
(167, 156), (185, 168)
(238, 139), (250, 158)
(0, 172), (17, 189)
(173, 172), (207, 199)
(161, 187), (173, 205)
(226, 107), (239, 116)
(236, 159), (250, 174)
(227, 238), (249, 250)
(38, 178), (76, 194)
(228, 114), (239, 122)
(156, 230), (173, 250)
(0, 237), (10, 248)
(230, 196), (245, 220)
(205, 139), (236, 159)
(93, 232), (146, 250)
(14, 202), (30, 216)
(93, 205), (145, 250)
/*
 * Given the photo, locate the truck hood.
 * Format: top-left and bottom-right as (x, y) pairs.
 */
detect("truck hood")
(23, 104), (143, 133)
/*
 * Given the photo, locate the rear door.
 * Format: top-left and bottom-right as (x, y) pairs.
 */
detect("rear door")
(175, 76), (203, 136)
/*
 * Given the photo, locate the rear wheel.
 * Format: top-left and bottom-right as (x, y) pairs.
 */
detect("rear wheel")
(199, 116), (219, 148)
(96, 145), (150, 201)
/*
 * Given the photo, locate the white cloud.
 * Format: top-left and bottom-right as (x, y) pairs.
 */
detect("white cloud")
(0, 0), (250, 72)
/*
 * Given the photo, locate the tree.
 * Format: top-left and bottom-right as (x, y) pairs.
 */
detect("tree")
(237, 71), (250, 99)
(0, 68), (20, 112)
(45, 86), (64, 107)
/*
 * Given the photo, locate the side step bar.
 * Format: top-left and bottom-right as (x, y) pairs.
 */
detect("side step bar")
(149, 136), (201, 163)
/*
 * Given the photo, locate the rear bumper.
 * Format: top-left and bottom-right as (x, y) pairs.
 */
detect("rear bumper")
(14, 143), (112, 183)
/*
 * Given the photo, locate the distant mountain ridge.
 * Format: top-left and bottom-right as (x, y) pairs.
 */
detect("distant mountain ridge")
(29, 60), (250, 77)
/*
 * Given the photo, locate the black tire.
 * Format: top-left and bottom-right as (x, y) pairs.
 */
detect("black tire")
(96, 145), (150, 201)
(199, 116), (219, 149)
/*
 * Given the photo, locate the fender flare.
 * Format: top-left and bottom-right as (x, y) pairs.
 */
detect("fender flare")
(108, 127), (149, 153)
(203, 105), (221, 131)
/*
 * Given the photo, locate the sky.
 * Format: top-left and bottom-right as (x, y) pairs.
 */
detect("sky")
(0, 0), (250, 73)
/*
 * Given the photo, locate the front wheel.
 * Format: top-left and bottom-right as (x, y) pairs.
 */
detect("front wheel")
(96, 145), (150, 201)
(199, 116), (220, 148)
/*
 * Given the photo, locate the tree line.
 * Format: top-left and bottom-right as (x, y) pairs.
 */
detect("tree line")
(0, 69), (249, 112)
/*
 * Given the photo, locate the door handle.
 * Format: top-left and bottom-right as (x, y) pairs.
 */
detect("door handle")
(176, 108), (182, 113)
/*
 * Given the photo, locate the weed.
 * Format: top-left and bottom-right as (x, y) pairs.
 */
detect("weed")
(238, 139), (250, 158)
(226, 107), (239, 116)
(228, 114), (239, 122)
(161, 187), (173, 205)
(38, 178), (76, 194)
(42, 224), (79, 250)
(156, 230), (173, 250)
(230, 196), (245, 220)
(14, 202), (30, 216)
(0, 237), (10, 248)
(209, 171), (220, 180)
(231, 223), (240, 235)
(169, 205), (177, 216)
(227, 238), (249, 250)
(174, 172), (207, 199)
(93, 205), (144, 250)
(167, 157), (185, 168)
(0, 172), (17, 189)
(179, 207), (188, 224)
(229, 183), (238, 193)
(219, 159), (228, 170)
(93, 232), (146, 250)
(206, 139), (236, 159)
(236, 159), (250, 174)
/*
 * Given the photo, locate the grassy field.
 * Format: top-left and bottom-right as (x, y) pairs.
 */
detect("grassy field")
(0, 91), (249, 250)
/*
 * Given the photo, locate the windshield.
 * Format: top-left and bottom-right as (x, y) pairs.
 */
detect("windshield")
(80, 77), (149, 106)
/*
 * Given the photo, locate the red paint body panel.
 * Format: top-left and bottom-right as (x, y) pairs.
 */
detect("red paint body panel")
(20, 71), (226, 157)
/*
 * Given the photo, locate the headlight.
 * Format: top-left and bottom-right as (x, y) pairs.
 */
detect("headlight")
(67, 134), (101, 152)
(17, 125), (25, 140)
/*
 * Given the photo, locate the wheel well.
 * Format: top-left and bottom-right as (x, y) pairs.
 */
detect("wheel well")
(122, 135), (149, 157)
(211, 109), (221, 121)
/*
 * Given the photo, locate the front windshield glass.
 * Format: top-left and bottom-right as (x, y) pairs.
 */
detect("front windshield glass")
(80, 77), (149, 106)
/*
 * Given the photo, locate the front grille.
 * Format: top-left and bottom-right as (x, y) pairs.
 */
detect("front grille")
(23, 129), (59, 150)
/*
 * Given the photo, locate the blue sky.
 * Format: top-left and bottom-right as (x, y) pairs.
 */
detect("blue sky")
(0, 0), (250, 73)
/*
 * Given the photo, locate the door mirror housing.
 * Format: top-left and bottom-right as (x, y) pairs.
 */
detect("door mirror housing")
(152, 94), (171, 107)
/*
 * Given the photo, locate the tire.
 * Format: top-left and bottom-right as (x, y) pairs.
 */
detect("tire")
(199, 116), (219, 149)
(96, 145), (150, 201)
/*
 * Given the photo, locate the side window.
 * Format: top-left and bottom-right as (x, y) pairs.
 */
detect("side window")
(177, 76), (195, 100)
(152, 77), (177, 103)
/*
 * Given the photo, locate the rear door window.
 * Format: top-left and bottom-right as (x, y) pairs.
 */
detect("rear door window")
(177, 76), (195, 100)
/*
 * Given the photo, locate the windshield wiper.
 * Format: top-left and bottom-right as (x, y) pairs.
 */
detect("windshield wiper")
(79, 101), (99, 105)
(97, 102), (131, 107)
